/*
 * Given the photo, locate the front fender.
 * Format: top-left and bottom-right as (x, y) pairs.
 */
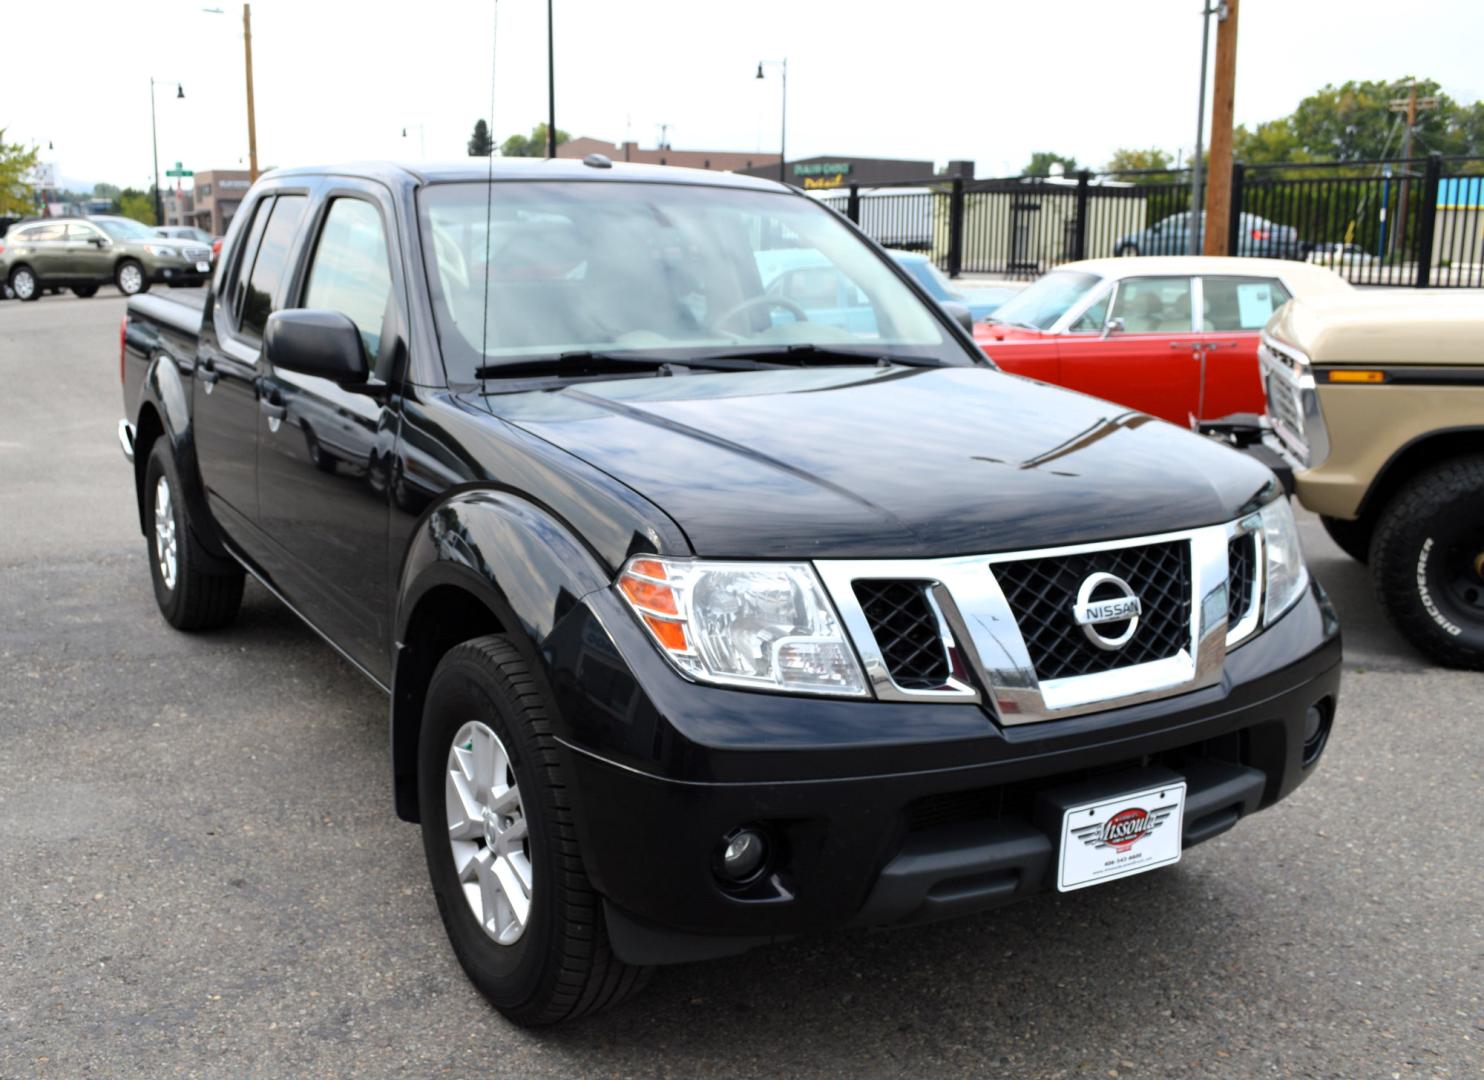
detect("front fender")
(389, 489), (615, 819)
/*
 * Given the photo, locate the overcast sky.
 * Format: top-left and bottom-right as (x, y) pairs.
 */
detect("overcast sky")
(9, 0), (1483, 192)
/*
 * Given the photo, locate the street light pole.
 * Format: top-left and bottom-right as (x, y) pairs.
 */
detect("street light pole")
(756, 59), (788, 184)
(150, 77), (163, 225)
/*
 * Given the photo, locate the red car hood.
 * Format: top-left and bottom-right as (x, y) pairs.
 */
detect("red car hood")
(972, 322), (1052, 345)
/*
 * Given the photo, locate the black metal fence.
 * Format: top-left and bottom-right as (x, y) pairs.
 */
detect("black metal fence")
(823, 154), (1484, 287)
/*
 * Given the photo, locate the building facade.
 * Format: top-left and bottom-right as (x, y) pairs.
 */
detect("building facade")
(183, 170), (255, 235)
(739, 155), (972, 189)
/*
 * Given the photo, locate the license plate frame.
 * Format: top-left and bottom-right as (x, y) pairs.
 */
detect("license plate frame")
(195, 261), (211, 273)
(1055, 780), (1186, 892)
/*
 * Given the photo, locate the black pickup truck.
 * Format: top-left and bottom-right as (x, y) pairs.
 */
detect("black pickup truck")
(118, 159), (1341, 1026)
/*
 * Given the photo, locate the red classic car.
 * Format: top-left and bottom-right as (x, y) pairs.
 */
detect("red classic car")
(973, 256), (1352, 427)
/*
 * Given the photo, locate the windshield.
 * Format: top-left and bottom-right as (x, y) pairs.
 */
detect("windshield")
(418, 181), (959, 380)
(95, 217), (158, 241)
(987, 270), (1100, 330)
(898, 255), (961, 302)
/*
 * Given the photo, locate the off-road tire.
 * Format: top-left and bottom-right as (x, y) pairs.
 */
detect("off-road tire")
(9, 265), (39, 301)
(71, 284), (100, 299)
(1369, 455), (1484, 669)
(418, 635), (650, 1026)
(143, 440), (245, 630)
(1320, 514), (1371, 564)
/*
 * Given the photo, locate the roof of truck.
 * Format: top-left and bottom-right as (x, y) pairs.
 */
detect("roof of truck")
(266, 157), (790, 192)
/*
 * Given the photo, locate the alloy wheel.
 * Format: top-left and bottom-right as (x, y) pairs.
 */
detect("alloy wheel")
(154, 476), (177, 590)
(445, 721), (533, 945)
(119, 264), (143, 294)
(12, 270), (35, 300)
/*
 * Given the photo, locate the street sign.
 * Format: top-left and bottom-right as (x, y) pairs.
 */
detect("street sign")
(165, 161), (194, 178)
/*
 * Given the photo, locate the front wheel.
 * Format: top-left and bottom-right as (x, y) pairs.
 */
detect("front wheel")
(418, 636), (649, 1026)
(115, 260), (149, 296)
(143, 440), (245, 630)
(1369, 455), (1484, 669)
(9, 266), (39, 301)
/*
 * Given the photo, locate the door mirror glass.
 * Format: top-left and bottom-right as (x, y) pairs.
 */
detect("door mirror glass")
(265, 309), (369, 383)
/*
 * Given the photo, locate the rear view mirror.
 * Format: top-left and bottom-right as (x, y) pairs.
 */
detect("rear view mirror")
(940, 301), (974, 335)
(265, 309), (368, 383)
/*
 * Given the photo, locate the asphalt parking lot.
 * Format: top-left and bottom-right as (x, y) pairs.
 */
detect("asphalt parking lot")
(2, 291), (1480, 1079)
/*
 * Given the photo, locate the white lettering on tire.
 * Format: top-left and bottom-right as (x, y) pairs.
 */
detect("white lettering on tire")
(1416, 537), (1463, 637)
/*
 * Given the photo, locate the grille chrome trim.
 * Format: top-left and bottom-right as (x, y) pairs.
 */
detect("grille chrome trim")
(1225, 515), (1264, 649)
(817, 521), (1251, 725)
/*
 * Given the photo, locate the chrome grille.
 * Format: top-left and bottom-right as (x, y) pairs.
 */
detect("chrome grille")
(1227, 532), (1258, 627)
(990, 541), (1192, 682)
(1266, 371), (1302, 437)
(852, 580), (950, 690)
(183, 246), (211, 263)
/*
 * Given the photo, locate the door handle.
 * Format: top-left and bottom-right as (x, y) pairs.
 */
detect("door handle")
(260, 399), (287, 421)
(198, 366), (219, 385)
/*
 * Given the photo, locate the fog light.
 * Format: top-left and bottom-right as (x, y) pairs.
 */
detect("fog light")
(717, 828), (767, 882)
(1303, 705), (1323, 744)
(1302, 700), (1331, 767)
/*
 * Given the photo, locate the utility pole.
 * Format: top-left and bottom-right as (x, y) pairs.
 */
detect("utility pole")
(1202, 0), (1237, 255)
(657, 123), (670, 151)
(243, 3), (259, 181)
(1388, 80), (1438, 258)
(546, 0), (557, 157)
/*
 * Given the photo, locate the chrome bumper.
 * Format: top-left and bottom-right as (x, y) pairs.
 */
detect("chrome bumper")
(118, 419), (135, 463)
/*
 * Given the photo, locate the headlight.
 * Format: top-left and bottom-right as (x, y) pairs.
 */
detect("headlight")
(616, 557), (868, 697)
(1259, 496), (1308, 625)
(142, 244), (177, 257)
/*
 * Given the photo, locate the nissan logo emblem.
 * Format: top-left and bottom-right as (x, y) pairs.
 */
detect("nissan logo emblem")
(1072, 572), (1142, 650)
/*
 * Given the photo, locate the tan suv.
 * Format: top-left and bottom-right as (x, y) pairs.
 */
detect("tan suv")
(1261, 293), (1484, 668)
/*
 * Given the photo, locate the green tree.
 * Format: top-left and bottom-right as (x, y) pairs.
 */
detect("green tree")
(468, 119), (493, 157)
(1020, 151), (1078, 177)
(0, 129), (41, 215)
(118, 188), (155, 225)
(92, 182), (122, 201)
(500, 123), (571, 158)
(1104, 147), (1176, 180)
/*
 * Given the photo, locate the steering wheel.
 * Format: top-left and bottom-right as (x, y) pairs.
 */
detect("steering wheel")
(712, 295), (809, 334)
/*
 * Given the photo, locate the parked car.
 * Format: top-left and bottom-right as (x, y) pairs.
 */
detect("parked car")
(156, 224), (220, 254)
(973, 256), (1352, 426)
(1260, 293), (1484, 667)
(1306, 242), (1377, 268)
(118, 158), (1339, 1025)
(1116, 212), (1303, 260)
(0, 215), (212, 300)
(888, 250), (1018, 320)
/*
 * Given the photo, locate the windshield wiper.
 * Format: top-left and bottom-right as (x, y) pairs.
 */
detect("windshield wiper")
(474, 350), (777, 380)
(691, 344), (944, 368)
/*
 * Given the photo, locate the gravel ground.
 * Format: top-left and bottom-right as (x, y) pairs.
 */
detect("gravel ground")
(1, 292), (1480, 1078)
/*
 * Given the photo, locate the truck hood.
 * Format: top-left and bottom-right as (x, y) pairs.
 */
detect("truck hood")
(491, 364), (1276, 558)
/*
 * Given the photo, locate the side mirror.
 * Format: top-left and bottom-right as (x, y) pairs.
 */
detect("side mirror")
(91, 237), (108, 248)
(265, 309), (368, 383)
(1100, 316), (1125, 340)
(940, 300), (974, 334)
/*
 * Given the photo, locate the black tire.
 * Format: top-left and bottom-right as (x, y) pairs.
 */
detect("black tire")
(9, 265), (40, 301)
(418, 635), (650, 1026)
(1116, 244), (1139, 257)
(115, 259), (150, 296)
(1320, 514), (1372, 564)
(72, 284), (100, 299)
(1369, 455), (1484, 669)
(304, 427), (336, 473)
(143, 439), (245, 630)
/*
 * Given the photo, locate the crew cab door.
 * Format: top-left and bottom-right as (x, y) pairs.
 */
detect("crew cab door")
(193, 190), (308, 542)
(1055, 275), (1202, 425)
(254, 186), (401, 679)
(1193, 275), (1293, 421)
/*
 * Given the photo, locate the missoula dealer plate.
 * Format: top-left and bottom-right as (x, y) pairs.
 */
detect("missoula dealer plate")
(1056, 781), (1186, 892)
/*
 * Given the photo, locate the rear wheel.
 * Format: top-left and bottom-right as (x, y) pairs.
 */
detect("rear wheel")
(72, 284), (99, 299)
(1319, 514), (1372, 563)
(115, 260), (149, 296)
(143, 440), (245, 630)
(10, 265), (39, 301)
(418, 635), (650, 1026)
(1369, 455), (1484, 669)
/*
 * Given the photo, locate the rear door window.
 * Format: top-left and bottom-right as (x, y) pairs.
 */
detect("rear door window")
(238, 194), (308, 341)
(1201, 277), (1292, 331)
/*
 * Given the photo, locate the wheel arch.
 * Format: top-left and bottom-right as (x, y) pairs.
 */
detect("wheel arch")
(1355, 426), (1484, 523)
(390, 489), (615, 822)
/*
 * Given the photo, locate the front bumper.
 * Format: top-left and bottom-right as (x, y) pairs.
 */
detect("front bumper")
(146, 258), (209, 286)
(546, 579), (1342, 965)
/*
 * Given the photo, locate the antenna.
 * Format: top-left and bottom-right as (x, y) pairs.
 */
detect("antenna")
(657, 122), (670, 151)
(480, 0), (498, 394)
